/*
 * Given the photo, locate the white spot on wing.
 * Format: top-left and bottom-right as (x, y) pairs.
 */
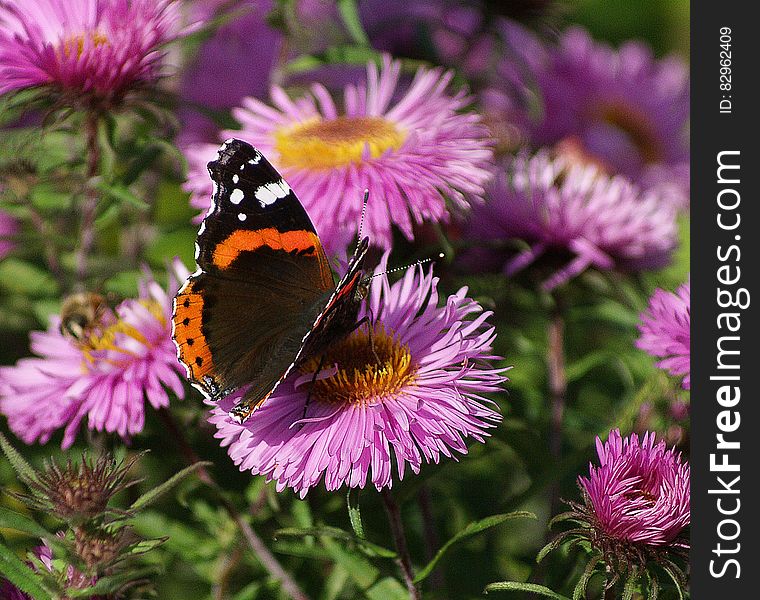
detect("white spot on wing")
(232, 174), (239, 184)
(255, 179), (291, 207)
(248, 155), (261, 165)
(230, 188), (245, 204)
(238, 213), (247, 221)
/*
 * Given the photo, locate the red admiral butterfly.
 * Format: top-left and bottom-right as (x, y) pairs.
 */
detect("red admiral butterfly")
(172, 138), (369, 423)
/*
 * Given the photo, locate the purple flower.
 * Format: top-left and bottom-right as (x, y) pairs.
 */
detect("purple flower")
(637, 280), (690, 389)
(183, 55), (493, 252)
(503, 26), (690, 207)
(0, 209), (17, 259)
(208, 256), (506, 497)
(0, 0), (185, 105)
(0, 261), (188, 448)
(579, 429), (690, 547)
(464, 152), (678, 290)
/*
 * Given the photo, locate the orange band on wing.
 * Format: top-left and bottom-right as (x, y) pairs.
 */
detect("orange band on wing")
(212, 228), (321, 270)
(173, 282), (216, 386)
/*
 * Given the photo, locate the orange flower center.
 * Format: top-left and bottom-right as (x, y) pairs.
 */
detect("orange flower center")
(61, 31), (109, 59)
(78, 300), (164, 368)
(274, 117), (406, 170)
(300, 324), (416, 405)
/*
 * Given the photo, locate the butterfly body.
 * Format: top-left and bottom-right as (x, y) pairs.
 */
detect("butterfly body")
(172, 139), (368, 423)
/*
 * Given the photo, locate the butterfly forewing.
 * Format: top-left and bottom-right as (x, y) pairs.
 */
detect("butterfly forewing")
(173, 139), (334, 403)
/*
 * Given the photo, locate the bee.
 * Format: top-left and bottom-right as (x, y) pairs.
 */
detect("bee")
(59, 292), (108, 342)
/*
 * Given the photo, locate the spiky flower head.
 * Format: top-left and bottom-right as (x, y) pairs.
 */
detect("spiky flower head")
(0, 0), (187, 109)
(545, 429), (689, 596)
(16, 453), (139, 524)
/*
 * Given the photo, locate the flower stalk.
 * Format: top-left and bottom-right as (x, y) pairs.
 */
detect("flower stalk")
(157, 409), (312, 600)
(381, 488), (420, 600)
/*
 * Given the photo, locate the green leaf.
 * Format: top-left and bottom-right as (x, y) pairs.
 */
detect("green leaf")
(0, 259), (58, 297)
(95, 180), (149, 210)
(0, 540), (52, 600)
(130, 461), (210, 510)
(365, 576), (409, 600)
(0, 508), (69, 558)
(484, 581), (571, 599)
(622, 570), (639, 600)
(573, 555), (602, 600)
(321, 536), (379, 590)
(337, 0), (370, 45)
(346, 489), (365, 539)
(661, 565), (685, 600)
(275, 525), (395, 559)
(413, 511), (536, 584)
(0, 432), (37, 482)
(29, 183), (73, 211)
(144, 228), (197, 269)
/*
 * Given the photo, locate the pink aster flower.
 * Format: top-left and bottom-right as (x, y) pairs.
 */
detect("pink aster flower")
(0, 208), (17, 259)
(500, 25), (690, 208)
(185, 55), (493, 251)
(0, 0), (184, 105)
(0, 261), (188, 448)
(464, 152), (678, 290)
(580, 429), (690, 547)
(637, 280), (690, 389)
(208, 257), (506, 497)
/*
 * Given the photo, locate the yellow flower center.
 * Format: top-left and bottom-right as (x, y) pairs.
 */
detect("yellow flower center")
(300, 324), (417, 405)
(274, 117), (406, 170)
(61, 31), (109, 59)
(78, 300), (164, 367)
(597, 102), (662, 163)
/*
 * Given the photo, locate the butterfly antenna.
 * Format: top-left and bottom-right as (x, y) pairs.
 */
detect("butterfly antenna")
(356, 189), (369, 249)
(364, 253), (445, 282)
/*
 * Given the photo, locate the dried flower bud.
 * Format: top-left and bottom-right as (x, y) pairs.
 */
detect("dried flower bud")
(18, 453), (140, 524)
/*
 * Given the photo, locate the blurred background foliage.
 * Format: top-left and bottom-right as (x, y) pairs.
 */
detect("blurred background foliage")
(1, 1), (689, 598)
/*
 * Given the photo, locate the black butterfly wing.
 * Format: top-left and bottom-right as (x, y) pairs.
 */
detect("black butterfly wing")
(173, 139), (334, 406)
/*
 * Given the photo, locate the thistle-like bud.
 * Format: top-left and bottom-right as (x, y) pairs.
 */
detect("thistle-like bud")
(16, 453), (140, 524)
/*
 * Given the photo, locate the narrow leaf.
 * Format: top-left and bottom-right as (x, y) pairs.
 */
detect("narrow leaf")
(0, 432), (36, 481)
(337, 0), (370, 45)
(573, 555), (602, 600)
(129, 461), (210, 510)
(0, 540), (51, 600)
(414, 511), (536, 584)
(661, 565), (685, 600)
(622, 569), (639, 600)
(484, 581), (571, 599)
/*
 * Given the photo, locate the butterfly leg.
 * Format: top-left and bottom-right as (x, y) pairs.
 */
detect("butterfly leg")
(299, 353), (326, 428)
(360, 311), (381, 366)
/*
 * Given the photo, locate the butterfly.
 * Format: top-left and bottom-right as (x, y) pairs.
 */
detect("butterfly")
(172, 138), (370, 423)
